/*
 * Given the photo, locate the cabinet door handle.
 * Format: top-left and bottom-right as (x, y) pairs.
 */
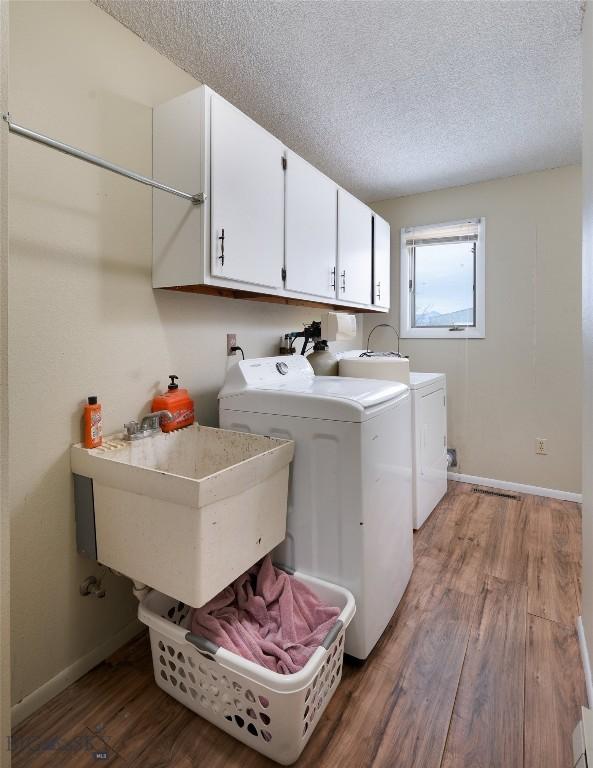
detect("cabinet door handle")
(340, 270), (346, 292)
(331, 267), (336, 290)
(376, 281), (381, 301)
(218, 228), (225, 266)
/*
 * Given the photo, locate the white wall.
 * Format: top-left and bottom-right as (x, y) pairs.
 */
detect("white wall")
(581, 0), (593, 674)
(8, 0), (360, 716)
(369, 166), (582, 494)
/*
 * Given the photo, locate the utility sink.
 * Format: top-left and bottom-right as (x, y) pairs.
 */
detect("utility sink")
(71, 425), (294, 607)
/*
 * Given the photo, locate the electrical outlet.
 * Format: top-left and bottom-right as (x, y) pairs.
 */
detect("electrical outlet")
(535, 438), (548, 455)
(226, 333), (237, 356)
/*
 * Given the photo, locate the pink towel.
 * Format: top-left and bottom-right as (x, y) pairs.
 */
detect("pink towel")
(190, 556), (340, 674)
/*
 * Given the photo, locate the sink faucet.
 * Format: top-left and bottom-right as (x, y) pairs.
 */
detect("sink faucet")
(124, 410), (173, 441)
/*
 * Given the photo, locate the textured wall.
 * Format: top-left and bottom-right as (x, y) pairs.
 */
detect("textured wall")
(8, 0), (359, 715)
(581, 0), (593, 682)
(368, 166), (582, 494)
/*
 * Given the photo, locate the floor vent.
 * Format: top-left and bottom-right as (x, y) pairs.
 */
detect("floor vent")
(472, 487), (520, 501)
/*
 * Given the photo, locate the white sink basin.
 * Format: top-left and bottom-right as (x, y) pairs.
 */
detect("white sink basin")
(71, 425), (294, 607)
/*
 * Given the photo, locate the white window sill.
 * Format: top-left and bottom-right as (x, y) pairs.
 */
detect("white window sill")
(401, 327), (485, 339)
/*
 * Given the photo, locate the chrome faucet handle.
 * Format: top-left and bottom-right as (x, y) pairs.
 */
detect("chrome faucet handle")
(140, 410), (172, 432)
(124, 420), (140, 438)
(123, 411), (172, 440)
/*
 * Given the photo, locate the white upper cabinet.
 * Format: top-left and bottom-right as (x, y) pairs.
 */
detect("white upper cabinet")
(152, 86), (389, 311)
(210, 94), (284, 289)
(373, 214), (391, 309)
(337, 189), (373, 305)
(284, 151), (337, 299)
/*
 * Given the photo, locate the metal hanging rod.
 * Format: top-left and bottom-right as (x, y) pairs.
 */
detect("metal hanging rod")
(2, 113), (205, 205)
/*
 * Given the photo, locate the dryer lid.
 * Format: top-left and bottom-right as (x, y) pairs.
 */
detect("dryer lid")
(409, 372), (446, 390)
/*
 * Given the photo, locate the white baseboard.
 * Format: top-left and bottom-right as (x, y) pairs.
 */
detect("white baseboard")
(11, 618), (143, 729)
(578, 616), (593, 708)
(448, 472), (582, 503)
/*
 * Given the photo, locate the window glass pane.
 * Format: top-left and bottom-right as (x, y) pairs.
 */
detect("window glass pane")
(413, 241), (475, 327)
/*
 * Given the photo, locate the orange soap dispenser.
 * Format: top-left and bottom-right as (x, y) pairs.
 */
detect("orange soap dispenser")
(152, 375), (195, 432)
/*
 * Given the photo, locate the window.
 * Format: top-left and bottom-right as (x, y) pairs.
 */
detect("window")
(400, 218), (485, 339)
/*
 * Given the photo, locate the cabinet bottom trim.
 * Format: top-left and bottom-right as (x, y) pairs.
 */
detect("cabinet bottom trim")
(161, 283), (387, 313)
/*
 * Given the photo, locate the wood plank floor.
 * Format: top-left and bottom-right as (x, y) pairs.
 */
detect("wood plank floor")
(11, 482), (586, 767)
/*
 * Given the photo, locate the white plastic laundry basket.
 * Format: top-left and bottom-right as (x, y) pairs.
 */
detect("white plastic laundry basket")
(138, 571), (355, 765)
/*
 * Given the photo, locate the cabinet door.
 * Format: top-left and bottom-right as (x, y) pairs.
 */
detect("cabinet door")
(285, 151), (337, 298)
(210, 95), (284, 289)
(373, 215), (391, 309)
(337, 190), (372, 305)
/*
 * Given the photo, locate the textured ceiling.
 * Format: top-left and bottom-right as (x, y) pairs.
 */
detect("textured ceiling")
(94, 0), (583, 201)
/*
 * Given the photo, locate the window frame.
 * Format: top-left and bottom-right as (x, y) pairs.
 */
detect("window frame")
(400, 217), (486, 339)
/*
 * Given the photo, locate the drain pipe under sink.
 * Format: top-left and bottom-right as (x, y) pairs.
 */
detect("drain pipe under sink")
(108, 567), (151, 602)
(109, 566), (151, 602)
(132, 579), (151, 602)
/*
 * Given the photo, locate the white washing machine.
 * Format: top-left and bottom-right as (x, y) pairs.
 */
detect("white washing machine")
(219, 355), (413, 660)
(409, 373), (448, 529)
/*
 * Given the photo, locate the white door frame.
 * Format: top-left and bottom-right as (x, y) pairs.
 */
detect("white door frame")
(1, 0), (11, 764)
